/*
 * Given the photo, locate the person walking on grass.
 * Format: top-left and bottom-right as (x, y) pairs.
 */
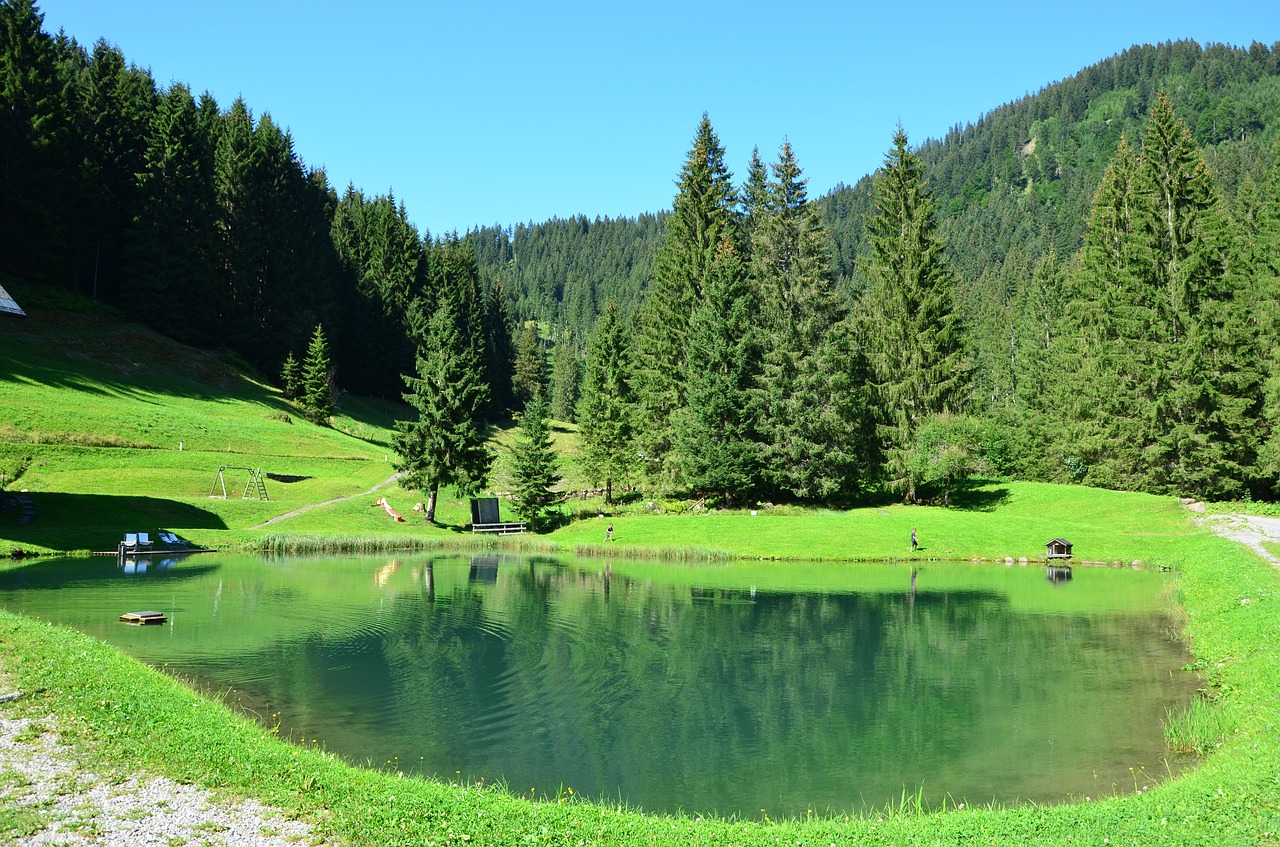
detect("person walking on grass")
(911, 527), (918, 552)
(605, 523), (614, 542)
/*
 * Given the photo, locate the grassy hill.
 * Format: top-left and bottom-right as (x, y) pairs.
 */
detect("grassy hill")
(6, 289), (1280, 846)
(1, 285), (1217, 570)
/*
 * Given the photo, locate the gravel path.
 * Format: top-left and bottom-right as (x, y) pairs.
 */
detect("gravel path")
(0, 706), (317, 846)
(250, 471), (404, 529)
(1201, 513), (1280, 566)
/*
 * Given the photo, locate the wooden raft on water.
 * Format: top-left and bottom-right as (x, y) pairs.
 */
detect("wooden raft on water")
(119, 611), (166, 625)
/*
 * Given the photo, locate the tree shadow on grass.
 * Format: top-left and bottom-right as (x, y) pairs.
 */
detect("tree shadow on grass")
(946, 482), (1012, 512)
(0, 493), (228, 553)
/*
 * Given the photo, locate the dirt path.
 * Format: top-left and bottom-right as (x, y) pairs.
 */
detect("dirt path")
(1201, 513), (1280, 566)
(250, 472), (404, 529)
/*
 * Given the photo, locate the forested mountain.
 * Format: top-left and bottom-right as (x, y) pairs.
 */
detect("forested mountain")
(4, 0), (1280, 505)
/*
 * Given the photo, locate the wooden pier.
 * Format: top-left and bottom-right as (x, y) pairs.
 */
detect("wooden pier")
(119, 611), (167, 625)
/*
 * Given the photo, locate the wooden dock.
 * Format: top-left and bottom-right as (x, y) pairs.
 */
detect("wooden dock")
(471, 521), (527, 535)
(92, 547), (215, 556)
(119, 611), (167, 625)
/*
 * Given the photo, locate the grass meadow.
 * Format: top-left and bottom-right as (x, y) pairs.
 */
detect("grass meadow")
(3, 288), (1279, 844)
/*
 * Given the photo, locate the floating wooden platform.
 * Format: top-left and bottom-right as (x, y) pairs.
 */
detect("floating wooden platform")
(471, 521), (527, 535)
(119, 611), (167, 625)
(92, 548), (215, 556)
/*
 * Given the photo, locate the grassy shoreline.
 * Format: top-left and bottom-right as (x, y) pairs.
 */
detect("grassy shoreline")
(4, 300), (1279, 842)
(3, 510), (1279, 845)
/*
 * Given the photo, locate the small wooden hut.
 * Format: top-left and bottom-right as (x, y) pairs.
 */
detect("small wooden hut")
(1045, 538), (1073, 560)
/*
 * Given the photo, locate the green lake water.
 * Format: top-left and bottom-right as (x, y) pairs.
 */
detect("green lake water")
(0, 552), (1197, 817)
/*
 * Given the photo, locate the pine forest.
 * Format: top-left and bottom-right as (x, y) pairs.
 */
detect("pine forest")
(5, 0), (1280, 507)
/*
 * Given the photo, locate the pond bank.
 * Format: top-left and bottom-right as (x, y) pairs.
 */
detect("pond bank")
(2, 516), (1278, 845)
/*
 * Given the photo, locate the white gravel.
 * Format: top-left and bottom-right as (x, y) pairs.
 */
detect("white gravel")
(1201, 513), (1280, 566)
(0, 709), (317, 846)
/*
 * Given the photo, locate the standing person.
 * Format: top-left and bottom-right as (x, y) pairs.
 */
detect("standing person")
(911, 527), (918, 552)
(605, 523), (614, 542)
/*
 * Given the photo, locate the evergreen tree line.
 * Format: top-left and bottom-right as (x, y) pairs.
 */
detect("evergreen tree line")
(560, 118), (960, 507)
(0, 0), (517, 413)
(561, 98), (1280, 507)
(6, 0), (1280, 508)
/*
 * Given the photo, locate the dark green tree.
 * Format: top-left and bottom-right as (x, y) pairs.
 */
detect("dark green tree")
(752, 140), (862, 500)
(394, 238), (493, 522)
(861, 125), (967, 501)
(633, 114), (738, 486)
(577, 302), (635, 505)
(123, 82), (218, 342)
(0, 0), (77, 283)
(280, 351), (300, 400)
(509, 393), (562, 530)
(670, 239), (762, 503)
(512, 321), (546, 407)
(739, 145), (769, 253)
(300, 323), (333, 423)
(1063, 96), (1263, 498)
(481, 275), (516, 418)
(1141, 93), (1261, 498)
(548, 329), (581, 422)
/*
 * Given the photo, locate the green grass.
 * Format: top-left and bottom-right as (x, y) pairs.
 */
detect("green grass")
(4, 527), (1280, 845)
(5, 288), (1280, 844)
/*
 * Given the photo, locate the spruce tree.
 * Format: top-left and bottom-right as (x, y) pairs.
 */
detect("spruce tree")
(512, 321), (546, 407)
(123, 82), (218, 343)
(739, 145), (769, 253)
(861, 125), (967, 501)
(1141, 93), (1260, 498)
(549, 329), (581, 423)
(1063, 96), (1262, 498)
(0, 0), (77, 283)
(633, 114), (737, 486)
(670, 239), (763, 503)
(481, 276), (517, 419)
(577, 302), (635, 505)
(394, 238), (493, 522)
(300, 324), (332, 423)
(1248, 145), (1280, 492)
(280, 351), (300, 400)
(751, 140), (863, 500)
(509, 393), (562, 530)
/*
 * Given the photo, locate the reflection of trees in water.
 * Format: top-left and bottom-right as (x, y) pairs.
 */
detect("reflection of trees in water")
(190, 558), (1187, 814)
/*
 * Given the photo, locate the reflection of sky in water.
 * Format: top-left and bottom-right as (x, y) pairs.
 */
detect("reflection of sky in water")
(0, 553), (1198, 817)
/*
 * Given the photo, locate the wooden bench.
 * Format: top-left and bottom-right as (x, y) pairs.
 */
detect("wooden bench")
(471, 521), (527, 535)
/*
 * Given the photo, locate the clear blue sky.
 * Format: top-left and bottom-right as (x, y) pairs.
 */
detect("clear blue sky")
(38, 1), (1280, 237)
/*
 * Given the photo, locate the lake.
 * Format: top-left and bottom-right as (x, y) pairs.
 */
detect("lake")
(0, 552), (1197, 817)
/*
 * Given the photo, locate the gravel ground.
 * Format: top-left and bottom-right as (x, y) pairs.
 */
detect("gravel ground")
(0, 706), (317, 846)
(1201, 513), (1280, 566)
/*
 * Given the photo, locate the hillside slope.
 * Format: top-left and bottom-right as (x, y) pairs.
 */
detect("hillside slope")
(0, 288), (409, 554)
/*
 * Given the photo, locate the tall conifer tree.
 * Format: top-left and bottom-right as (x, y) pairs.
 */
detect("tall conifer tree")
(1065, 94), (1261, 498)
(509, 393), (562, 530)
(394, 238), (493, 522)
(670, 239), (763, 502)
(752, 141), (865, 500)
(633, 114), (737, 485)
(578, 302), (635, 505)
(861, 125), (966, 501)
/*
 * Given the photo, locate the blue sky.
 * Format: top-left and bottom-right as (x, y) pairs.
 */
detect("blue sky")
(38, 1), (1280, 237)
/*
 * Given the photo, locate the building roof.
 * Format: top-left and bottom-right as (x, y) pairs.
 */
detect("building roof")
(0, 284), (26, 317)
